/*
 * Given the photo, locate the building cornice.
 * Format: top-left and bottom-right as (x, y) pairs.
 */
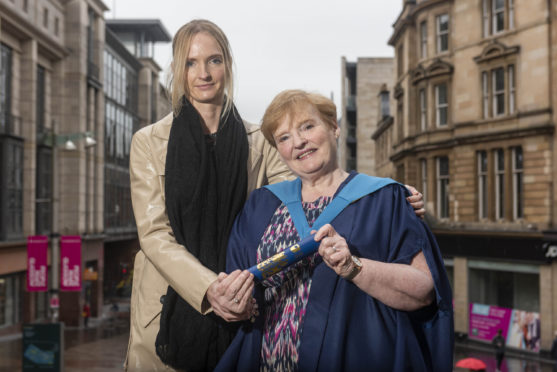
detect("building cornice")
(432, 227), (543, 239)
(390, 121), (554, 161)
(139, 57), (162, 73)
(389, 0), (452, 46)
(0, 5), (69, 60)
(473, 40), (520, 64)
(411, 58), (454, 85)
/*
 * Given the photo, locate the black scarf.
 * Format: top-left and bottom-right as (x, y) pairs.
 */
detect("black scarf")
(155, 98), (248, 371)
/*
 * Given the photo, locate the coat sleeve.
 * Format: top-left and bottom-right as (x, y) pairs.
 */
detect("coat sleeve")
(129, 129), (217, 314)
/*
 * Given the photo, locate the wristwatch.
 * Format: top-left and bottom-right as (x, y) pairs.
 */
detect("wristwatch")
(345, 255), (363, 281)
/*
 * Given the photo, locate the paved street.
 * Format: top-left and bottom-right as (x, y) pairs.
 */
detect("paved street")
(454, 343), (554, 372)
(0, 314), (555, 372)
(0, 305), (130, 372)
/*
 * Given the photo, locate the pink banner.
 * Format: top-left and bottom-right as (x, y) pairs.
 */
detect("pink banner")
(27, 236), (48, 292)
(60, 235), (82, 291)
(469, 302), (540, 352)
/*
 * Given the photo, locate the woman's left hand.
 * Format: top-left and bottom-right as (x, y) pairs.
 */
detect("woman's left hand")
(314, 224), (354, 279)
(405, 185), (425, 219)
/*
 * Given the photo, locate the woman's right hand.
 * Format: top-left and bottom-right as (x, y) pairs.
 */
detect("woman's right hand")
(206, 270), (257, 322)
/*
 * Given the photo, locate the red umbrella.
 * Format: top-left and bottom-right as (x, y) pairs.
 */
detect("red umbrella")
(455, 357), (487, 370)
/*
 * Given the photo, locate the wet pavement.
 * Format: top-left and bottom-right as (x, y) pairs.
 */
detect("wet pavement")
(1, 310), (556, 372)
(0, 304), (130, 372)
(454, 341), (555, 372)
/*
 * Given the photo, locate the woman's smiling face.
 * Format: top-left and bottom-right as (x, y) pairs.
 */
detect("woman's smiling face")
(272, 103), (340, 180)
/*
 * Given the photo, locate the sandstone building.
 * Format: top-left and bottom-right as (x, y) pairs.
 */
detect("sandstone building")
(342, 0), (557, 352)
(0, 0), (170, 332)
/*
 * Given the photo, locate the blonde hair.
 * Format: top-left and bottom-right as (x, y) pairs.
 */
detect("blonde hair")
(167, 19), (234, 117)
(261, 90), (338, 146)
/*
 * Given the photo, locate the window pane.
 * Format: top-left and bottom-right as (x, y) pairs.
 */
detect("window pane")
(36, 66), (45, 134)
(421, 159), (427, 203)
(515, 146), (523, 169)
(437, 14), (449, 53)
(440, 157), (449, 176)
(439, 107), (447, 127)
(497, 149), (504, 171)
(420, 89), (427, 131)
(513, 147), (523, 219)
(439, 14), (449, 31)
(494, 68), (504, 90)
(1, 138), (24, 240)
(469, 269), (539, 312)
(420, 22), (427, 58)
(438, 84), (447, 104)
(440, 179), (449, 218)
(478, 151), (488, 219)
(440, 34), (448, 52)
(482, 0), (490, 37)
(493, 68), (505, 116)
(495, 94), (505, 115)
(482, 72), (489, 118)
(380, 92), (390, 118)
(495, 149), (505, 219)
(0, 43), (12, 134)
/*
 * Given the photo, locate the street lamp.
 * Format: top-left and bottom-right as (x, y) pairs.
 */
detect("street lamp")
(40, 122), (97, 321)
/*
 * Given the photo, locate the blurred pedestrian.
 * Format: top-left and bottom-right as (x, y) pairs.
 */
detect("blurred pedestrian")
(492, 329), (505, 372)
(82, 302), (91, 328)
(550, 330), (557, 370)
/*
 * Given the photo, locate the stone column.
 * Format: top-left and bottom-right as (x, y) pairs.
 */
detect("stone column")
(540, 263), (554, 350)
(137, 66), (152, 128)
(453, 256), (469, 335)
(20, 38), (38, 238)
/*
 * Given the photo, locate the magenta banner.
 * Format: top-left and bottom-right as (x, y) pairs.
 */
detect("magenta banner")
(60, 235), (82, 291)
(469, 303), (540, 352)
(27, 236), (48, 292)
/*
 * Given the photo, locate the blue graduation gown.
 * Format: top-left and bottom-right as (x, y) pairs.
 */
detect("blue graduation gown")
(217, 178), (454, 372)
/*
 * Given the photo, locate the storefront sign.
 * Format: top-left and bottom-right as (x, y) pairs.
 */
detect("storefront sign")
(543, 242), (557, 259)
(27, 236), (48, 292)
(49, 294), (59, 309)
(22, 323), (64, 372)
(83, 268), (98, 281)
(60, 236), (81, 291)
(469, 303), (540, 352)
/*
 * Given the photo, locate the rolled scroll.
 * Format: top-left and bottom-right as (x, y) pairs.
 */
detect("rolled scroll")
(247, 234), (319, 281)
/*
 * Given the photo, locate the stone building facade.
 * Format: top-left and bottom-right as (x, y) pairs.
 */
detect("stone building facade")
(374, 0), (557, 352)
(339, 57), (395, 178)
(0, 0), (170, 333)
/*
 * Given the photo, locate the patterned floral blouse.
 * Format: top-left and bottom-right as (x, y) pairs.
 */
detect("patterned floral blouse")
(257, 196), (332, 372)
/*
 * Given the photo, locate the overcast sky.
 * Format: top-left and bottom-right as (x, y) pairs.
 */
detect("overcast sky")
(106, 0), (403, 123)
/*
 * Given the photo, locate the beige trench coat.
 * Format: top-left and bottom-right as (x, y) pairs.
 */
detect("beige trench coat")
(124, 113), (292, 371)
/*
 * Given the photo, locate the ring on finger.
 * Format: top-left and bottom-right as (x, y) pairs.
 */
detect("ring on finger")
(233, 297), (240, 304)
(332, 246), (339, 253)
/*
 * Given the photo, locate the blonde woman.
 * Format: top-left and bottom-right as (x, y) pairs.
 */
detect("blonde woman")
(126, 19), (291, 371)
